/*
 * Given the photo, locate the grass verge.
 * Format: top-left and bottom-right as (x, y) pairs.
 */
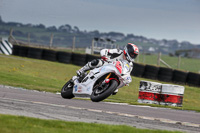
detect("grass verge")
(0, 114), (181, 133)
(0, 55), (200, 112)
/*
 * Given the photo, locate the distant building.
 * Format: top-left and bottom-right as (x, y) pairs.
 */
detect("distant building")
(176, 49), (200, 58)
(188, 49), (200, 58)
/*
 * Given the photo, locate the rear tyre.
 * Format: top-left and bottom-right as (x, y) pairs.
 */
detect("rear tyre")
(90, 80), (118, 102)
(61, 80), (75, 99)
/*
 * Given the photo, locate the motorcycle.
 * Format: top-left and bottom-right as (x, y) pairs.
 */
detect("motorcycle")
(61, 60), (132, 102)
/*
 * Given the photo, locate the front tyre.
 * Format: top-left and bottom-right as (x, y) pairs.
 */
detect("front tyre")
(90, 80), (118, 102)
(61, 79), (75, 99)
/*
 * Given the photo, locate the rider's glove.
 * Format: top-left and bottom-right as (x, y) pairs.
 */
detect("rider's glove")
(101, 56), (108, 61)
(101, 56), (110, 62)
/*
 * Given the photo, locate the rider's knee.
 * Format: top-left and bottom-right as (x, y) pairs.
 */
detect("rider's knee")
(90, 59), (103, 68)
(91, 59), (99, 66)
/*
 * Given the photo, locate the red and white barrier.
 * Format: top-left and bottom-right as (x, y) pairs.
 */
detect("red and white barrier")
(138, 81), (185, 107)
(138, 81), (162, 104)
(160, 84), (185, 106)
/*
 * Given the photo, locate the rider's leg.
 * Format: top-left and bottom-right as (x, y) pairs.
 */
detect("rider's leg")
(112, 89), (118, 95)
(76, 59), (104, 76)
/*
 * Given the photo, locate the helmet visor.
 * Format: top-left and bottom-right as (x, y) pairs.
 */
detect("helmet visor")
(127, 44), (138, 59)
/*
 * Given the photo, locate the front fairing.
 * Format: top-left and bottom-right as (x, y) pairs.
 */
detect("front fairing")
(72, 60), (130, 97)
(120, 60), (131, 75)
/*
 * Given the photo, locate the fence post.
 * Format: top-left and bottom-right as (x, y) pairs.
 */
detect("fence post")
(91, 39), (94, 54)
(157, 52), (161, 66)
(136, 53), (139, 63)
(142, 50), (145, 63)
(72, 36), (76, 52)
(8, 28), (19, 45)
(8, 28), (13, 42)
(117, 44), (119, 49)
(28, 33), (30, 45)
(49, 33), (54, 48)
(178, 56), (181, 69)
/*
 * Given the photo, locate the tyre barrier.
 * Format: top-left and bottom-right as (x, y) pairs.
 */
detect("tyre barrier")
(138, 81), (162, 104)
(131, 63), (145, 77)
(157, 67), (173, 82)
(172, 70), (188, 84)
(186, 72), (200, 87)
(86, 54), (99, 63)
(160, 84), (185, 107)
(138, 80), (185, 107)
(72, 53), (87, 66)
(18, 45), (29, 57)
(57, 51), (72, 64)
(143, 65), (159, 79)
(28, 47), (43, 59)
(42, 49), (57, 61)
(12, 45), (20, 56)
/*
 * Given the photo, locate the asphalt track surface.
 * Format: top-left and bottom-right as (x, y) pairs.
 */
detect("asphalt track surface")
(0, 85), (200, 133)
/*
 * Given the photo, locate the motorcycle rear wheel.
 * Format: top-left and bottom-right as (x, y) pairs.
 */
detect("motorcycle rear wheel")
(61, 79), (75, 99)
(90, 80), (118, 102)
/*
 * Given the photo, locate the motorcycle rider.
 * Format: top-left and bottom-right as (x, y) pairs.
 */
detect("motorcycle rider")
(77, 43), (139, 93)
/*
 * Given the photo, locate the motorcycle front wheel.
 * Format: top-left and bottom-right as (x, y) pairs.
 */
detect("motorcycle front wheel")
(90, 80), (118, 102)
(61, 79), (75, 99)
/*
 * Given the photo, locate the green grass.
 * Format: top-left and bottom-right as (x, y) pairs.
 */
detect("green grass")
(0, 114), (181, 133)
(0, 55), (78, 92)
(136, 54), (200, 73)
(0, 55), (200, 112)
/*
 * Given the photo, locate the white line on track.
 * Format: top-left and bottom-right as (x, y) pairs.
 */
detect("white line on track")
(0, 97), (199, 128)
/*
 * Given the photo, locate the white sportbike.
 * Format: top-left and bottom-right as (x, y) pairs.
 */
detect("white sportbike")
(61, 60), (132, 102)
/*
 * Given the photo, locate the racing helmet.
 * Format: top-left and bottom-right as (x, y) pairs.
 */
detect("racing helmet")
(123, 43), (139, 62)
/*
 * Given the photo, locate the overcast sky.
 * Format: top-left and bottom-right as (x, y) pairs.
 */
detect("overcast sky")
(0, 0), (200, 44)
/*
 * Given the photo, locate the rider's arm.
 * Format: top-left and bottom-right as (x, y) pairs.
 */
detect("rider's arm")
(128, 62), (133, 74)
(100, 49), (122, 60)
(100, 49), (109, 57)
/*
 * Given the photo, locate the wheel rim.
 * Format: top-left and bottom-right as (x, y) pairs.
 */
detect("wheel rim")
(63, 82), (74, 92)
(67, 83), (73, 88)
(93, 83), (109, 96)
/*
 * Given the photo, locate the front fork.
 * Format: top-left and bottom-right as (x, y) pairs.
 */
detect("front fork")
(102, 73), (119, 85)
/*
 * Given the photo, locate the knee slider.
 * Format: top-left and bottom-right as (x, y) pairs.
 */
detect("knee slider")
(91, 59), (99, 66)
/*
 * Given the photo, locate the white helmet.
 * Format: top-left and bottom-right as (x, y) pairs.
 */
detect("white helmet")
(123, 43), (139, 62)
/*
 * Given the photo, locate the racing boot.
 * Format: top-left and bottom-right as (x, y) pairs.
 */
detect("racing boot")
(76, 59), (102, 76)
(112, 89), (118, 95)
(76, 63), (90, 77)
